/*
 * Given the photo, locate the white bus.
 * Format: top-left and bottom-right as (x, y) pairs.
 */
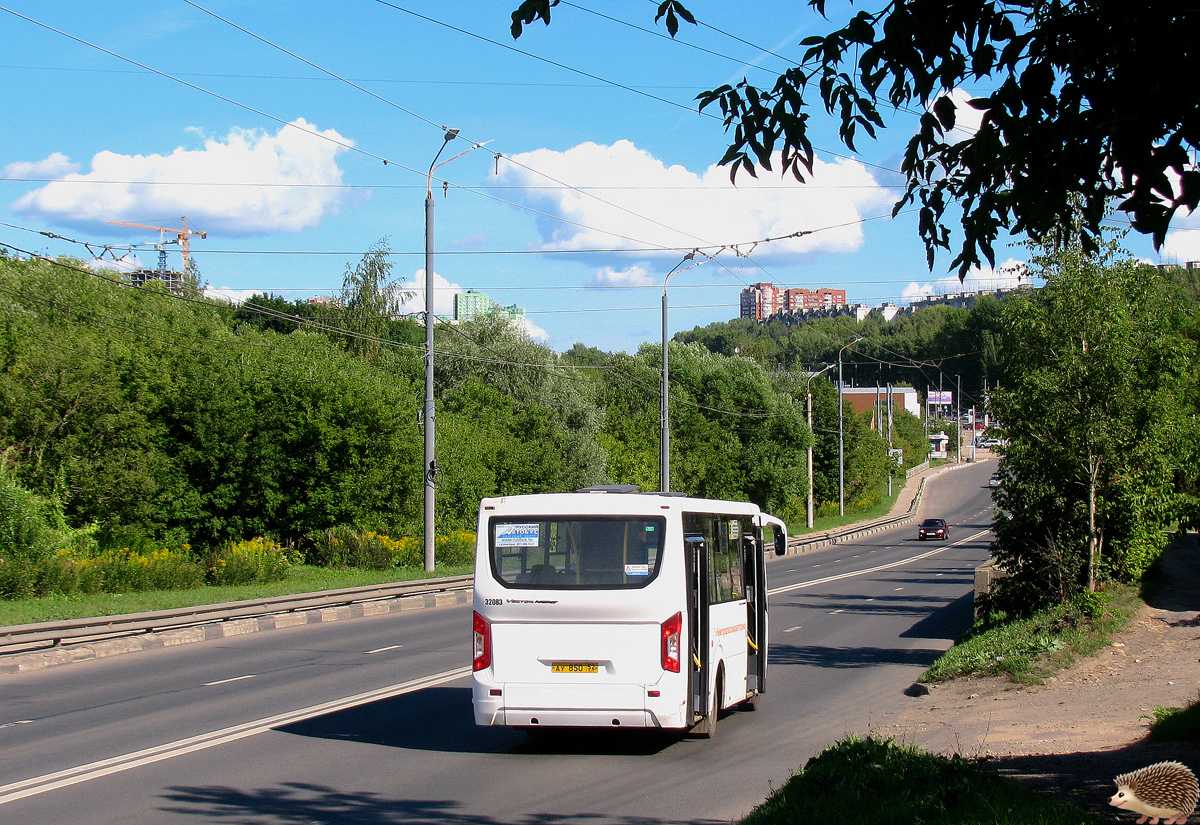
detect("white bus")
(471, 486), (787, 735)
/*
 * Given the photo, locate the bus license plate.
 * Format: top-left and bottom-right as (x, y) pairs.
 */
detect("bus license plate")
(551, 662), (599, 674)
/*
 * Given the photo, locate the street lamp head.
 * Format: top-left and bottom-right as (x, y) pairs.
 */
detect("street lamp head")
(443, 128), (459, 142)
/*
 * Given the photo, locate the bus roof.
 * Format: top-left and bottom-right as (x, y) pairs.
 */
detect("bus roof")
(479, 491), (766, 517)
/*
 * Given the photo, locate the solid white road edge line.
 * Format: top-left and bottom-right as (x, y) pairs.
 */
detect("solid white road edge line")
(0, 665), (471, 806)
(767, 528), (991, 597)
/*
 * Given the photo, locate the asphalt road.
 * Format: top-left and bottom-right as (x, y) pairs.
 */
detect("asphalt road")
(0, 460), (996, 824)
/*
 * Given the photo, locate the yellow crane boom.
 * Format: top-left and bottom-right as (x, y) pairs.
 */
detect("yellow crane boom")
(107, 217), (206, 272)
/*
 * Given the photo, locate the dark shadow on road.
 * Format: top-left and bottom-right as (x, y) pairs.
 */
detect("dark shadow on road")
(768, 643), (944, 669)
(159, 782), (728, 825)
(900, 592), (975, 641)
(278, 687), (678, 757)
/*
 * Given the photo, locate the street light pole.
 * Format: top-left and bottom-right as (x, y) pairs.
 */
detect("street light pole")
(837, 336), (864, 517)
(804, 363), (835, 529)
(660, 252), (702, 493)
(424, 128), (488, 572)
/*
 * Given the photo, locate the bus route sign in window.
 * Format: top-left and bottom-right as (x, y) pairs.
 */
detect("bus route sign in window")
(489, 516), (666, 589)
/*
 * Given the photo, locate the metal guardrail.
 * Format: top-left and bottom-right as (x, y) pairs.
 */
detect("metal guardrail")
(2, 463), (978, 658)
(0, 575), (472, 655)
(786, 476), (929, 553)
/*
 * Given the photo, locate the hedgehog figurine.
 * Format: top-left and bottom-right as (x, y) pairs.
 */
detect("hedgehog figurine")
(1109, 761), (1199, 824)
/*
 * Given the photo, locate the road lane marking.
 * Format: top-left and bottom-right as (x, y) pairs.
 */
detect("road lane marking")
(783, 626), (801, 633)
(203, 674), (257, 687)
(768, 529), (990, 598)
(0, 721), (32, 730)
(830, 609), (844, 614)
(365, 645), (403, 655)
(0, 666), (470, 806)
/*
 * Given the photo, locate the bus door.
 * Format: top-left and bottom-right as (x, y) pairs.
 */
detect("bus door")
(684, 534), (709, 726)
(744, 525), (767, 695)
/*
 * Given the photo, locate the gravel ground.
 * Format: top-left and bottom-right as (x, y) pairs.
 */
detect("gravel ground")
(876, 534), (1200, 819)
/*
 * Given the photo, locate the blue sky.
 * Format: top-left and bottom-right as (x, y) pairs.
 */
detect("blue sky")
(2, 1), (1194, 354)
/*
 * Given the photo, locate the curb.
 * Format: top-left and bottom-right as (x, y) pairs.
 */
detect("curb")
(0, 588), (473, 676)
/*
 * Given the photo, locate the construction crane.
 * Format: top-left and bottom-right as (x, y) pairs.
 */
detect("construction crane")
(107, 217), (207, 273)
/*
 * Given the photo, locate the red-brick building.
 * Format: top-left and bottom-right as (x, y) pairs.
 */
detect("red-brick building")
(739, 283), (847, 320)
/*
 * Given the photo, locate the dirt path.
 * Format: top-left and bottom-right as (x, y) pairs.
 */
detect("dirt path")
(876, 534), (1200, 819)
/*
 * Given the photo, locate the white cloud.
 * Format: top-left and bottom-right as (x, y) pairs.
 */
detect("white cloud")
(902, 259), (1030, 300)
(3, 152), (81, 179)
(515, 316), (549, 342)
(494, 140), (894, 263)
(398, 270), (462, 319)
(1161, 229), (1200, 264)
(204, 287), (267, 305)
(589, 264), (654, 287)
(11, 119), (353, 235)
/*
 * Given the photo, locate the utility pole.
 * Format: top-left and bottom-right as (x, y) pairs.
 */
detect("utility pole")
(956, 375), (962, 463)
(660, 252), (703, 493)
(422, 129), (488, 572)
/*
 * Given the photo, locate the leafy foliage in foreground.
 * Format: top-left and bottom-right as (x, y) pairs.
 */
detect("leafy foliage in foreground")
(741, 736), (1101, 825)
(513, 1), (1198, 278)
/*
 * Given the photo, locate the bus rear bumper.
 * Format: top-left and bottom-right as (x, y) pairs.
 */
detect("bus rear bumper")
(472, 681), (688, 729)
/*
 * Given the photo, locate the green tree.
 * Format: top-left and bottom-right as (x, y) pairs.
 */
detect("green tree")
(510, 1), (1199, 275)
(988, 239), (1189, 613)
(339, 237), (410, 356)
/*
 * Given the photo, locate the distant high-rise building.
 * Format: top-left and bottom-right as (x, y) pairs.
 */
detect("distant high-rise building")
(740, 283), (846, 321)
(740, 283), (785, 320)
(454, 289), (526, 323)
(785, 287), (846, 311)
(455, 290), (493, 321)
(126, 269), (185, 294)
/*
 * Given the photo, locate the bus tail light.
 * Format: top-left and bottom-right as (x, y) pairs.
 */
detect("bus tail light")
(473, 611), (492, 671)
(661, 612), (682, 673)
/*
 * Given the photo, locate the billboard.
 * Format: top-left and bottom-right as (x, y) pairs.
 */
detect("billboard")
(928, 391), (953, 405)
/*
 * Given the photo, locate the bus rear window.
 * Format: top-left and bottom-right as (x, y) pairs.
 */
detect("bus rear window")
(489, 516), (666, 589)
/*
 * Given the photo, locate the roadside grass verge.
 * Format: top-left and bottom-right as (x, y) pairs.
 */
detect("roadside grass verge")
(919, 584), (1141, 684)
(0, 564), (472, 626)
(740, 736), (1101, 825)
(799, 481), (905, 536)
(1146, 694), (1200, 742)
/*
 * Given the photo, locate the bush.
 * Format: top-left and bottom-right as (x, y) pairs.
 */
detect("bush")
(312, 526), (472, 569)
(0, 459), (102, 598)
(0, 469), (57, 563)
(77, 545), (206, 593)
(741, 736), (1094, 825)
(315, 526), (406, 570)
(208, 537), (298, 586)
(435, 530), (476, 567)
